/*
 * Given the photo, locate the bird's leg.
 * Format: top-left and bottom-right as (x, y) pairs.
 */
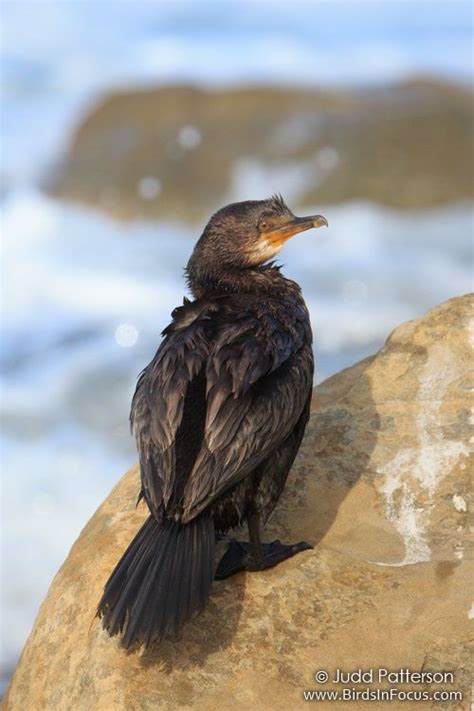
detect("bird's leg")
(246, 508), (266, 568)
(215, 507), (312, 580)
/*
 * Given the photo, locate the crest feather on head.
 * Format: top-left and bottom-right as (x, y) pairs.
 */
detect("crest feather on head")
(269, 193), (288, 214)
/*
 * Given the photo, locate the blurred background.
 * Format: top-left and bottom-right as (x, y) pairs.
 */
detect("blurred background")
(1, 0), (472, 692)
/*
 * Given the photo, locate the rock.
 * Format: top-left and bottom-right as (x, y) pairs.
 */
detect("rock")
(47, 80), (474, 223)
(5, 295), (472, 710)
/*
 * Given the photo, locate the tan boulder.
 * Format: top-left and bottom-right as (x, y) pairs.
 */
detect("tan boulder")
(5, 294), (473, 710)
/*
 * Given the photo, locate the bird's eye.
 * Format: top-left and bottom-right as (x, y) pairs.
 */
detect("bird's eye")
(260, 221), (268, 231)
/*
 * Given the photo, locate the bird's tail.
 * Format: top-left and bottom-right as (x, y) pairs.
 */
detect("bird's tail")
(97, 514), (215, 649)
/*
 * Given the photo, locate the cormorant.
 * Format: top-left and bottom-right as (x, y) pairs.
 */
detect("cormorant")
(97, 195), (328, 648)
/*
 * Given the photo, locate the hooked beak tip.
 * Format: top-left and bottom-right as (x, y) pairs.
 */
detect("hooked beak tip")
(313, 215), (328, 228)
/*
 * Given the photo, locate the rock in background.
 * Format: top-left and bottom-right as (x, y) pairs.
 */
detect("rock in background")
(48, 80), (473, 223)
(4, 294), (472, 710)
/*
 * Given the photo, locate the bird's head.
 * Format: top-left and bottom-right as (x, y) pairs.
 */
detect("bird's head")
(187, 195), (327, 279)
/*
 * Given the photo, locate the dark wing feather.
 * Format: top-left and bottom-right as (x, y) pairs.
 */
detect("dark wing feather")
(181, 299), (313, 521)
(131, 294), (313, 526)
(130, 300), (214, 518)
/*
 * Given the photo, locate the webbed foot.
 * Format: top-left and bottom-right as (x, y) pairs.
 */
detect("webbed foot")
(215, 539), (312, 580)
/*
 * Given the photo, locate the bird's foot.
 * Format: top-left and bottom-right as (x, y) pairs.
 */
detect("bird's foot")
(214, 539), (312, 580)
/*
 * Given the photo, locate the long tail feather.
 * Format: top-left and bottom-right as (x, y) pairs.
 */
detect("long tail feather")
(97, 514), (215, 648)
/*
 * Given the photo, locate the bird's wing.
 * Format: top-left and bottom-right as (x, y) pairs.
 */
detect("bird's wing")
(130, 298), (215, 518)
(181, 298), (313, 522)
(131, 295), (313, 524)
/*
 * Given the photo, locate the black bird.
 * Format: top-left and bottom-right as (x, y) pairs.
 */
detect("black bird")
(97, 195), (328, 648)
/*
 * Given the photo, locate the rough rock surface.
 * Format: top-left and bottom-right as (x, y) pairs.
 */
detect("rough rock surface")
(5, 295), (473, 710)
(48, 80), (474, 222)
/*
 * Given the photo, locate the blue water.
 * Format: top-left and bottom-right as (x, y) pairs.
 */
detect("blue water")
(1, 0), (473, 688)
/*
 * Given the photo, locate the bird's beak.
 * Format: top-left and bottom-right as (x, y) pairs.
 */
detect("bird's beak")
(261, 214), (328, 247)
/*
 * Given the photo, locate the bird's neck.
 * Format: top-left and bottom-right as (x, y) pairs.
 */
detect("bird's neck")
(186, 261), (300, 299)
